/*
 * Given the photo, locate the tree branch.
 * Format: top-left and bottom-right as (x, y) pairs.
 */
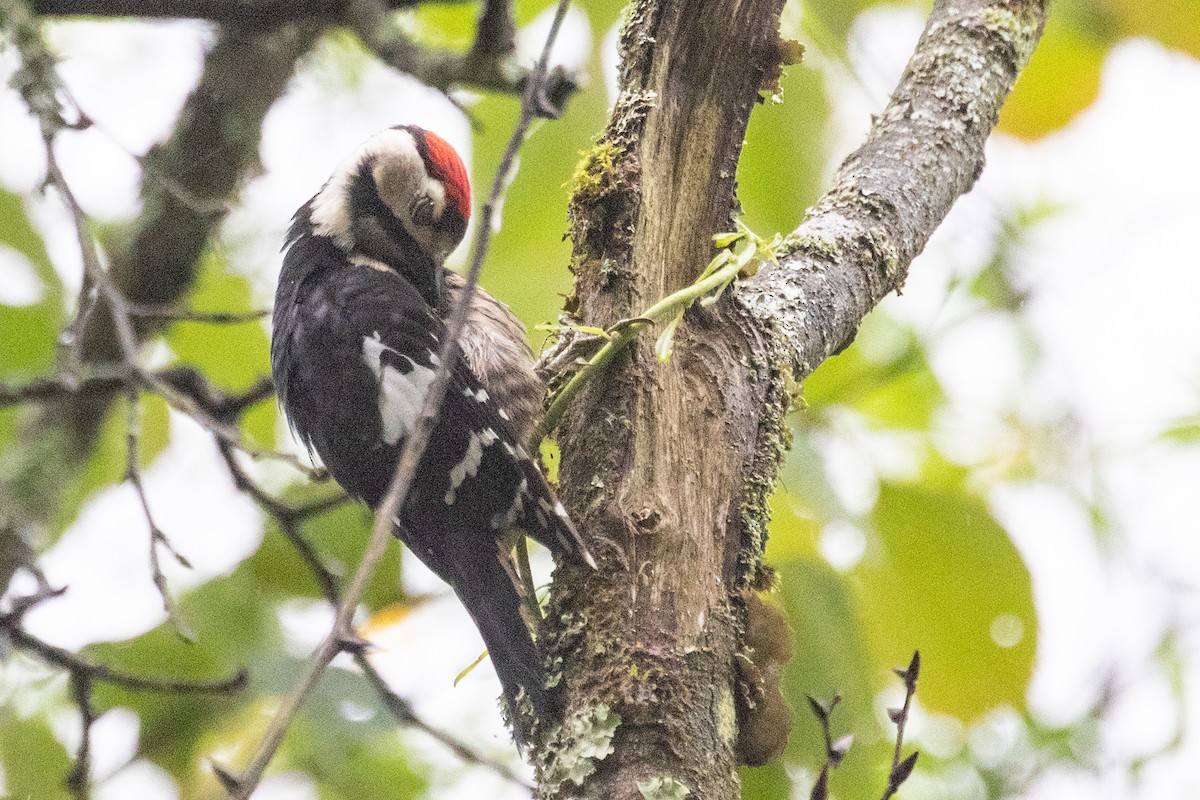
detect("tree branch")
(1, 617), (247, 693)
(29, 0), (432, 23)
(540, 0), (788, 794)
(344, 0), (577, 106)
(541, 1), (1047, 798)
(739, 0), (1047, 378)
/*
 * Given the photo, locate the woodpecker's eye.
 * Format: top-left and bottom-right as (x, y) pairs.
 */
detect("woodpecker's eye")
(411, 195), (435, 227)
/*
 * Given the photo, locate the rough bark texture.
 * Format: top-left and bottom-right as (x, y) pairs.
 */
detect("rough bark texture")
(534, 0), (787, 797)
(740, 0), (1047, 378)
(30, 0), (424, 21)
(538, 1), (1047, 798)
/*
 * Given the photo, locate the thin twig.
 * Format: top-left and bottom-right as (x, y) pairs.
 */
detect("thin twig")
(31, 88), (199, 634)
(142, 368), (326, 480)
(0, 372), (122, 407)
(882, 651), (921, 800)
(0, 620), (248, 693)
(345, 0), (576, 109)
(804, 694), (851, 800)
(513, 536), (541, 623)
(3, 584), (67, 619)
(217, 440), (347, 525)
(124, 380), (191, 635)
(127, 305), (270, 324)
(65, 671), (95, 800)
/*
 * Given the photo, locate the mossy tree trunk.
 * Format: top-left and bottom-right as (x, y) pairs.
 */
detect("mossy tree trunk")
(537, 1), (1049, 798)
(536, 0), (790, 796)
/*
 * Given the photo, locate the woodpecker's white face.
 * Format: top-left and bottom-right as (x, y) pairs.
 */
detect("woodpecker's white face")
(308, 126), (471, 270)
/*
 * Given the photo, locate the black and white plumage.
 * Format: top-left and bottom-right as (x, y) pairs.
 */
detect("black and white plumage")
(270, 126), (592, 733)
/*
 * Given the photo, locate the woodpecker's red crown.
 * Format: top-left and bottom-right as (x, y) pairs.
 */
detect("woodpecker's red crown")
(407, 126), (471, 224)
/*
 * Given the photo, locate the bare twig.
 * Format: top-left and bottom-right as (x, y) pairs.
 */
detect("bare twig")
(65, 671), (95, 800)
(801, 652), (921, 800)
(0, 371), (123, 407)
(141, 368), (326, 480)
(0, 619), (248, 694)
(32, 0), (437, 24)
(345, 0), (577, 112)
(124, 381), (191, 634)
(804, 694), (852, 800)
(513, 536), (541, 623)
(3, 583), (67, 620)
(127, 305), (270, 325)
(24, 65), (202, 634)
(882, 651), (921, 800)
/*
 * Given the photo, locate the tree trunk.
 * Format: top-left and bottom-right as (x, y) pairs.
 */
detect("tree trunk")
(536, 0), (788, 796)
(537, 1), (1048, 798)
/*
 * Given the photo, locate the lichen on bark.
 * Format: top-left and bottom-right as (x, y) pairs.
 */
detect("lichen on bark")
(539, 0), (1048, 797)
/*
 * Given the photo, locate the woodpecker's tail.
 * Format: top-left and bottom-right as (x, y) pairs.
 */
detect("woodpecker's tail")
(445, 544), (560, 741)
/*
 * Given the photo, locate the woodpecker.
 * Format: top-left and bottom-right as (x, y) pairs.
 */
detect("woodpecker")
(270, 126), (592, 736)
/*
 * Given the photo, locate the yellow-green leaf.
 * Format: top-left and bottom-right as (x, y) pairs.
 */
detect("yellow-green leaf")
(853, 481), (1036, 719)
(997, 9), (1106, 138)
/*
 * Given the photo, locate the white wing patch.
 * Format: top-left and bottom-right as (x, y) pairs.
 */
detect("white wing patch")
(445, 427), (501, 504)
(362, 332), (437, 446)
(463, 386), (489, 403)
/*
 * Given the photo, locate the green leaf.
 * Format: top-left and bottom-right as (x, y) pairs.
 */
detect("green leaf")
(1161, 417), (1200, 443)
(803, 319), (944, 430)
(1110, 0), (1200, 59)
(285, 711), (430, 800)
(853, 479), (1037, 719)
(654, 313), (683, 362)
(739, 62), (828, 235)
(740, 760), (791, 800)
(0, 190), (64, 379)
(997, 7), (1106, 138)
(453, 649), (489, 686)
(0, 714), (73, 800)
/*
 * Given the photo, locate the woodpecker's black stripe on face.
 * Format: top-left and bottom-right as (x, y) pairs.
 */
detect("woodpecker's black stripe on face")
(345, 159), (439, 306)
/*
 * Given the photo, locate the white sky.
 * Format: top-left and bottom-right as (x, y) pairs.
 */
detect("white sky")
(1, 4), (1199, 800)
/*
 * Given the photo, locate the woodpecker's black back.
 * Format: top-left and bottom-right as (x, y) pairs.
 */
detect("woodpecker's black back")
(272, 219), (587, 735)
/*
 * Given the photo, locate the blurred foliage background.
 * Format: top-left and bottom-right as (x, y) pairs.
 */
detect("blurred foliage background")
(2, 0), (1199, 798)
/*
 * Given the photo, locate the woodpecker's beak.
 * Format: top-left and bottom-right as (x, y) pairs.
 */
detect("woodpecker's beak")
(432, 263), (447, 311)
